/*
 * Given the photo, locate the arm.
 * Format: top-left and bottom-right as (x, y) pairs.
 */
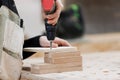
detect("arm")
(23, 35), (71, 48)
(23, 36), (41, 48)
(24, 0), (70, 48)
(40, 0), (71, 47)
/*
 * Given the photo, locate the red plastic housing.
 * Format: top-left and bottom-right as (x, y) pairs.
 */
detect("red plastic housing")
(42, 0), (55, 12)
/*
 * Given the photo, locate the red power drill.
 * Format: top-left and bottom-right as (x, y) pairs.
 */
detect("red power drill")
(42, 0), (56, 50)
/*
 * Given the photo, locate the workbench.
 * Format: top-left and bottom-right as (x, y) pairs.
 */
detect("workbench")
(21, 51), (120, 80)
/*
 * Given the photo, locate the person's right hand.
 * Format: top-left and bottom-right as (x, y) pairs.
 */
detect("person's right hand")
(43, 0), (63, 25)
(39, 36), (71, 48)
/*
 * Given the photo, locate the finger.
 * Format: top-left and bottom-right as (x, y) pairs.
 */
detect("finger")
(45, 10), (60, 25)
(47, 7), (61, 19)
(53, 37), (71, 46)
(40, 36), (59, 48)
(59, 40), (71, 46)
(46, 10), (60, 19)
(52, 43), (58, 48)
(45, 1), (62, 25)
(48, 18), (58, 25)
(44, 0), (63, 19)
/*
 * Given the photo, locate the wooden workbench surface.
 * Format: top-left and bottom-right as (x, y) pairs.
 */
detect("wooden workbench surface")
(21, 51), (120, 80)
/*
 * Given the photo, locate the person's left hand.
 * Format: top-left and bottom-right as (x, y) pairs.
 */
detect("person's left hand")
(39, 36), (71, 48)
(43, 0), (63, 25)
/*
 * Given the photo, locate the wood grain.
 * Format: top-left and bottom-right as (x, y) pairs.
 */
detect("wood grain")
(45, 56), (82, 64)
(24, 47), (77, 53)
(31, 62), (82, 74)
(45, 51), (80, 58)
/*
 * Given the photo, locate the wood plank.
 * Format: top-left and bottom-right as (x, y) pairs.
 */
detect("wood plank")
(31, 66), (82, 74)
(59, 66), (82, 72)
(45, 56), (82, 64)
(23, 46), (82, 74)
(21, 52), (120, 80)
(53, 56), (82, 64)
(31, 67), (58, 74)
(24, 47), (77, 53)
(21, 71), (55, 80)
(45, 51), (81, 58)
(31, 63), (58, 70)
(31, 62), (82, 74)
(32, 62), (82, 69)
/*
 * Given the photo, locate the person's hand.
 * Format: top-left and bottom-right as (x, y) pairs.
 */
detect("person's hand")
(43, 0), (63, 25)
(39, 36), (71, 48)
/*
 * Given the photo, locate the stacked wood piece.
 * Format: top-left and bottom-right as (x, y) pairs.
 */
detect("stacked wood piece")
(31, 47), (82, 74)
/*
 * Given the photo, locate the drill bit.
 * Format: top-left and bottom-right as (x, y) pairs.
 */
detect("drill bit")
(50, 40), (52, 50)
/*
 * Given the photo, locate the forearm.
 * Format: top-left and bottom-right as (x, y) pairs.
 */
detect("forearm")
(23, 35), (41, 48)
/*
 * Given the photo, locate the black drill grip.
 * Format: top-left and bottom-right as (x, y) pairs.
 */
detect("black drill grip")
(45, 20), (56, 40)
(44, 0), (57, 41)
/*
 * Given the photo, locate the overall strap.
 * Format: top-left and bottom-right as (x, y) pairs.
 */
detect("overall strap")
(0, 0), (19, 15)
(0, 0), (23, 28)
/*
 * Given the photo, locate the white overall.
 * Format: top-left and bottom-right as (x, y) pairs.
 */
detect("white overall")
(14, 0), (45, 40)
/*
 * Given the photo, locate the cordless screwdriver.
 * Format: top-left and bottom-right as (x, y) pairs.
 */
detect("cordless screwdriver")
(42, 0), (56, 50)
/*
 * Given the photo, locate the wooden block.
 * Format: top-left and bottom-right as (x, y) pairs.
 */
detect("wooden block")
(24, 47), (77, 53)
(21, 71), (54, 80)
(31, 62), (82, 74)
(52, 56), (82, 64)
(32, 63), (57, 70)
(44, 50), (81, 64)
(44, 57), (51, 64)
(32, 62), (82, 69)
(31, 67), (58, 74)
(31, 66), (82, 74)
(31, 64), (57, 74)
(59, 66), (82, 72)
(45, 51), (80, 58)
(45, 56), (82, 64)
